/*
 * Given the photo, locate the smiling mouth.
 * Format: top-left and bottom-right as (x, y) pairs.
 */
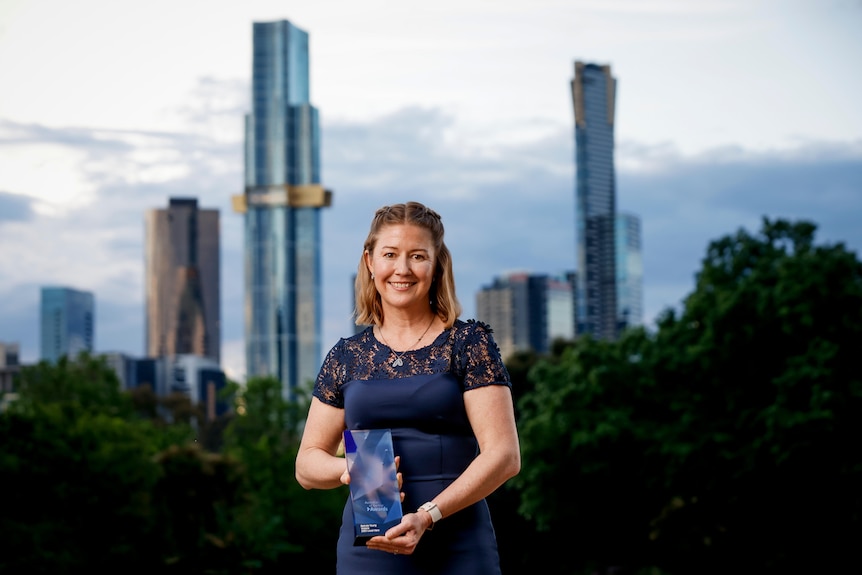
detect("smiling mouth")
(389, 282), (414, 289)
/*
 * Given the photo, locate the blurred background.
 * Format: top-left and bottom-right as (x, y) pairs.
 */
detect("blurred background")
(1, 0), (860, 380)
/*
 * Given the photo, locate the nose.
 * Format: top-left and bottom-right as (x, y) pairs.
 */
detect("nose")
(394, 254), (411, 274)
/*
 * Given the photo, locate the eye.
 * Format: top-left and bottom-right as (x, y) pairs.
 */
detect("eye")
(382, 251), (395, 258)
(411, 254), (426, 261)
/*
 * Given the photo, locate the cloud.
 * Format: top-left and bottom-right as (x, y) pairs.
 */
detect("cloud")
(322, 111), (862, 349)
(0, 103), (246, 367)
(0, 190), (36, 222)
(618, 139), (862, 320)
(1, 104), (861, 378)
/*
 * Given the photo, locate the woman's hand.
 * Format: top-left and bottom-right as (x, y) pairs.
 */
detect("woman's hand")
(365, 511), (430, 556)
(395, 455), (405, 502)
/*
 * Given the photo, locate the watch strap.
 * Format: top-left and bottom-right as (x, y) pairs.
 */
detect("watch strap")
(418, 501), (442, 527)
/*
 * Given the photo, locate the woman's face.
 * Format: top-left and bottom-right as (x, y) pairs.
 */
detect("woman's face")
(365, 224), (436, 315)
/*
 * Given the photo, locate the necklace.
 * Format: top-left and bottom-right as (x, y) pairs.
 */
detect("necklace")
(377, 316), (435, 367)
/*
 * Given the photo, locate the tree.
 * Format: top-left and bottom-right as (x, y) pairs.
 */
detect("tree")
(8, 351), (134, 419)
(646, 218), (862, 573)
(515, 218), (862, 574)
(150, 442), (247, 573)
(222, 377), (346, 571)
(0, 401), (161, 572)
(514, 328), (659, 574)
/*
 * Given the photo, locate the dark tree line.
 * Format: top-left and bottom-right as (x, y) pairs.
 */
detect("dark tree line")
(1, 217), (860, 574)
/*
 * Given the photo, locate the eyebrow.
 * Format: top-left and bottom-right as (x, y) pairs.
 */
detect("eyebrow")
(379, 245), (429, 254)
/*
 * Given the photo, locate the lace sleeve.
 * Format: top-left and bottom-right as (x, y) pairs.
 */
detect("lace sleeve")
(313, 338), (347, 408)
(457, 320), (512, 391)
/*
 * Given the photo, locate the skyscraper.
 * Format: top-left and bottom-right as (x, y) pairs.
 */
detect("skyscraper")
(476, 271), (575, 360)
(0, 341), (20, 394)
(40, 286), (94, 363)
(571, 61), (618, 340)
(145, 197), (220, 362)
(616, 212), (643, 330)
(232, 20), (332, 395)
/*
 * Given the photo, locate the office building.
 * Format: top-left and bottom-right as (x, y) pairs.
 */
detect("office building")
(0, 341), (20, 393)
(476, 272), (575, 360)
(145, 197), (220, 362)
(547, 273), (577, 345)
(105, 352), (229, 421)
(571, 61), (618, 341)
(40, 286), (94, 363)
(232, 20), (332, 396)
(616, 212), (643, 331)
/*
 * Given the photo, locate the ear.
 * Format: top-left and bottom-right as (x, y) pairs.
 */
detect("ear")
(364, 250), (374, 275)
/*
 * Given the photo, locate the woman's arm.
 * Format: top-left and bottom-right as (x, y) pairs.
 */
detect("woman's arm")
(366, 384), (520, 554)
(295, 397), (348, 490)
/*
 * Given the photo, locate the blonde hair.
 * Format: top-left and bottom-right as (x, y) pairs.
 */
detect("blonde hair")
(354, 201), (461, 327)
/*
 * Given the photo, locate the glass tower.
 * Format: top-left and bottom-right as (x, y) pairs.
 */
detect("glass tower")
(571, 61), (618, 341)
(145, 197), (220, 362)
(234, 20), (332, 396)
(616, 212), (643, 332)
(40, 286), (94, 363)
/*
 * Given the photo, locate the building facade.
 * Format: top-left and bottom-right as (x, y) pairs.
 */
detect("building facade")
(476, 272), (575, 360)
(0, 341), (20, 396)
(571, 61), (618, 341)
(145, 197), (220, 362)
(616, 212), (643, 331)
(40, 286), (94, 363)
(105, 352), (229, 421)
(233, 20), (332, 396)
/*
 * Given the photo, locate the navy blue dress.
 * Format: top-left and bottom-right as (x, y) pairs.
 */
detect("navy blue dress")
(313, 319), (512, 575)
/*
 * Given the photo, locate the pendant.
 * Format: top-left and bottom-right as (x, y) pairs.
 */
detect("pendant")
(391, 357), (404, 367)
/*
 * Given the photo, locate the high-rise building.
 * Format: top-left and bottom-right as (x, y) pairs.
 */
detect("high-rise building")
(616, 212), (643, 330)
(145, 197), (220, 362)
(40, 286), (94, 363)
(105, 352), (229, 421)
(232, 20), (332, 396)
(547, 273), (577, 345)
(571, 61), (618, 340)
(0, 341), (20, 394)
(476, 272), (575, 360)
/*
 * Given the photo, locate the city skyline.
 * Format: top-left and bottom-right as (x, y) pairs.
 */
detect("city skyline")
(1, 0), (860, 381)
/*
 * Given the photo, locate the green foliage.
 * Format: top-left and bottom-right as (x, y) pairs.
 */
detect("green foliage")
(646, 218), (862, 573)
(222, 377), (346, 570)
(9, 351), (134, 420)
(514, 328), (659, 571)
(0, 406), (162, 572)
(151, 443), (248, 573)
(514, 218), (862, 574)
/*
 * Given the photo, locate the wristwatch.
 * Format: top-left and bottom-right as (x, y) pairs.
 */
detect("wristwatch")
(418, 501), (443, 529)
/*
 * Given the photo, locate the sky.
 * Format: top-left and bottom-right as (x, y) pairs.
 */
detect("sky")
(1, 0), (860, 381)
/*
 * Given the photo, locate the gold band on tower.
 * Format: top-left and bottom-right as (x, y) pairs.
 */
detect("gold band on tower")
(232, 184), (333, 213)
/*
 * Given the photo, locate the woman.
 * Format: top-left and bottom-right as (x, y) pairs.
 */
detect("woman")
(296, 201), (521, 574)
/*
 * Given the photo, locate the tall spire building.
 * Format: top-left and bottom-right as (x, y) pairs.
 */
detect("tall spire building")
(571, 61), (618, 340)
(572, 62), (644, 339)
(233, 20), (332, 395)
